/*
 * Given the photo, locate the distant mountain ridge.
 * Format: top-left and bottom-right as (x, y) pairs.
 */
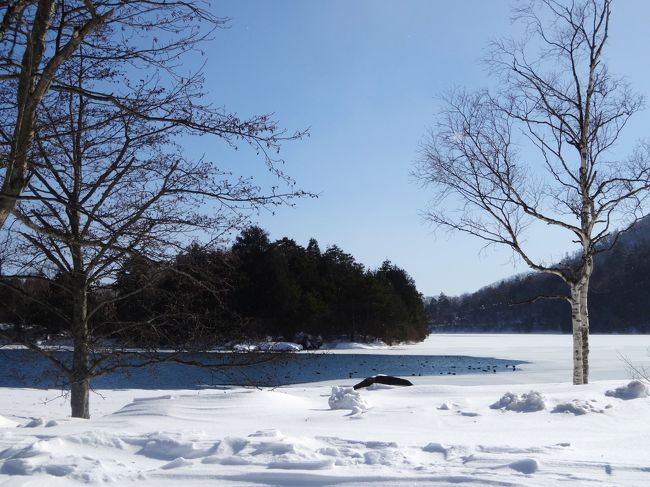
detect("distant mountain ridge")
(426, 217), (650, 333)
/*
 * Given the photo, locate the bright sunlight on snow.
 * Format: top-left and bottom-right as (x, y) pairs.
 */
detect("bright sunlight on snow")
(1, 334), (650, 486)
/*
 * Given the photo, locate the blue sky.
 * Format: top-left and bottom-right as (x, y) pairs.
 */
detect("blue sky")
(190, 0), (650, 297)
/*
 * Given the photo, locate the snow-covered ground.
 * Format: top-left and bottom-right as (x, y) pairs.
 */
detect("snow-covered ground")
(1, 334), (649, 486)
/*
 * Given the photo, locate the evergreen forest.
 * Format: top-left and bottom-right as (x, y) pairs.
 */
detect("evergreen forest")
(1, 227), (428, 347)
(427, 218), (650, 333)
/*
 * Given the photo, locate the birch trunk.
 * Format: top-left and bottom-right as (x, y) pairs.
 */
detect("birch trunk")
(570, 286), (584, 385)
(579, 280), (590, 385)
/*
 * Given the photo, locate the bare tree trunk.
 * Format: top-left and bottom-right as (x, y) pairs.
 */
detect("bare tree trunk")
(570, 286), (584, 385)
(580, 280), (590, 385)
(70, 375), (90, 419)
(70, 308), (90, 418)
(70, 268), (90, 418)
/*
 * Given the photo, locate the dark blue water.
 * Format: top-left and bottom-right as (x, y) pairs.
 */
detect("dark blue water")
(0, 349), (525, 389)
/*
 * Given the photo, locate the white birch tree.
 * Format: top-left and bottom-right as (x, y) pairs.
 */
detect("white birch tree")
(415, 0), (649, 384)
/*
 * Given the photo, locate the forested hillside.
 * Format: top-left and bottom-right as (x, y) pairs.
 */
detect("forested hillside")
(427, 218), (650, 333)
(1, 227), (428, 346)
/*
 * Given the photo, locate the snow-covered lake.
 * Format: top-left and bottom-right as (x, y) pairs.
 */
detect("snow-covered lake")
(1, 334), (649, 486)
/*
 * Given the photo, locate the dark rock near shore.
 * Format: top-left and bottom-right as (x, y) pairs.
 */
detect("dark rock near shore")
(353, 375), (413, 390)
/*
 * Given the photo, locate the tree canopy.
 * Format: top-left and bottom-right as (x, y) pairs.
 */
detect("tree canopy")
(1, 227), (429, 349)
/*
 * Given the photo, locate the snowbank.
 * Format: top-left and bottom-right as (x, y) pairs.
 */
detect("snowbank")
(1, 335), (650, 486)
(328, 386), (369, 412)
(322, 340), (388, 350)
(257, 342), (303, 352)
(551, 399), (607, 415)
(605, 380), (649, 399)
(232, 342), (303, 352)
(2, 380), (650, 485)
(490, 391), (546, 412)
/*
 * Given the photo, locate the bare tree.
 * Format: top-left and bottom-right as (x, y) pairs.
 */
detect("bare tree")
(0, 23), (307, 418)
(415, 0), (649, 384)
(0, 1), (300, 230)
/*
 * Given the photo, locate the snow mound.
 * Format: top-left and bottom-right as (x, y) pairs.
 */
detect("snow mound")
(605, 380), (649, 400)
(232, 341), (303, 352)
(0, 437), (114, 482)
(161, 457), (193, 469)
(422, 442), (451, 459)
(224, 433), (336, 470)
(551, 399), (604, 415)
(490, 391), (546, 412)
(23, 418), (44, 428)
(137, 433), (219, 460)
(322, 340), (387, 350)
(328, 386), (369, 411)
(257, 342), (303, 352)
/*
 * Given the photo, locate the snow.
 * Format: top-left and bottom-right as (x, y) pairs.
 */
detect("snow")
(507, 457), (540, 474)
(322, 340), (388, 350)
(551, 399), (607, 415)
(490, 391), (547, 412)
(0, 416), (16, 428)
(328, 386), (369, 412)
(605, 380), (649, 400)
(0, 334), (649, 486)
(234, 341), (304, 352)
(257, 342), (303, 352)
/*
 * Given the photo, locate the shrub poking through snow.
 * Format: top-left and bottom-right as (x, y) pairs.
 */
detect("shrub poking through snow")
(605, 380), (649, 400)
(551, 400), (604, 415)
(490, 391), (546, 412)
(328, 386), (369, 412)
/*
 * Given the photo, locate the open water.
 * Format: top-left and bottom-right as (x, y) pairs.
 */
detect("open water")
(0, 349), (526, 389)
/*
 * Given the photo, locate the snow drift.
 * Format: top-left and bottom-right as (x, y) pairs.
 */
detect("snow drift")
(605, 380), (649, 400)
(490, 391), (546, 412)
(328, 386), (369, 412)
